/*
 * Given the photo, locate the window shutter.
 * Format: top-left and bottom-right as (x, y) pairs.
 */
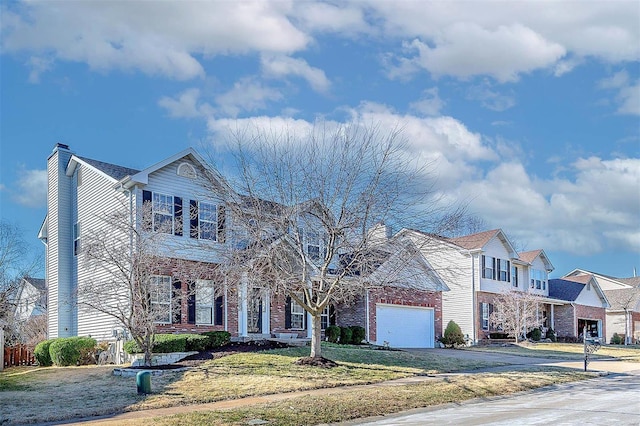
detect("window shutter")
(329, 304), (336, 326)
(215, 296), (224, 326)
(492, 258), (497, 280)
(190, 200), (198, 238)
(142, 190), (152, 231)
(482, 255), (486, 278)
(187, 283), (196, 324)
(285, 296), (292, 329)
(507, 261), (511, 282)
(217, 205), (226, 243)
(172, 281), (182, 324)
(174, 196), (183, 236)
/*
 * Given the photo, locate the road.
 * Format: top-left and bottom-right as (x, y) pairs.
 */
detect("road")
(355, 366), (640, 425)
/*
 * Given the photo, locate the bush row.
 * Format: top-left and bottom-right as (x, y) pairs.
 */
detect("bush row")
(325, 325), (365, 345)
(123, 331), (231, 354)
(34, 336), (97, 367)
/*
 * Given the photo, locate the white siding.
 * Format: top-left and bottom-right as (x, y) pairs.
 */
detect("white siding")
(408, 234), (475, 340)
(75, 164), (127, 340)
(606, 312), (627, 342)
(575, 283), (606, 307)
(47, 146), (74, 338)
(479, 236), (513, 294)
(136, 158), (226, 263)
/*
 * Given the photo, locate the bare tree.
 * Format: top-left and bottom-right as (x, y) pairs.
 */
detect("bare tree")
(205, 122), (464, 362)
(0, 221), (42, 344)
(80, 202), (210, 366)
(489, 290), (544, 343)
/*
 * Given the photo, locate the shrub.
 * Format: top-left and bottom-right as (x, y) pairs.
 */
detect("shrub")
(528, 328), (542, 341)
(123, 339), (142, 354)
(184, 334), (209, 352)
(489, 332), (509, 339)
(325, 325), (340, 343)
(339, 326), (353, 344)
(34, 339), (55, 366)
(350, 326), (366, 345)
(546, 328), (557, 342)
(610, 333), (624, 345)
(201, 331), (231, 349)
(49, 336), (97, 366)
(440, 320), (465, 347)
(153, 334), (187, 353)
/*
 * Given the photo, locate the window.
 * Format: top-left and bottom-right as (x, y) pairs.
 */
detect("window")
(511, 265), (518, 287)
(177, 162), (197, 179)
(195, 279), (215, 324)
(531, 269), (546, 290)
(481, 302), (490, 330)
(153, 193), (173, 233)
(482, 255), (494, 280)
(320, 305), (331, 330)
(150, 275), (171, 323)
(498, 259), (509, 282)
(307, 230), (321, 261)
(198, 202), (217, 241)
(73, 222), (80, 256)
(290, 299), (305, 329)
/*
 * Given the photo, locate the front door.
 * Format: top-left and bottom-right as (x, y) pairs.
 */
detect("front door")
(247, 288), (263, 333)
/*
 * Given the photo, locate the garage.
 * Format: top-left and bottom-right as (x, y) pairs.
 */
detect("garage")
(376, 304), (435, 348)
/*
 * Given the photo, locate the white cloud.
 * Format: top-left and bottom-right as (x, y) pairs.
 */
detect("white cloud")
(456, 156), (640, 255)
(371, 1), (638, 81)
(214, 77), (283, 117)
(261, 55), (331, 93)
(389, 24), (565, 82)
(2, 1), (309, 80)
(599, 70), (640, 116)
(466, 81), (516, 112)
(409, 88), (444, 116)
(12, 168), (48, 208)
(158, 88), (206, 119)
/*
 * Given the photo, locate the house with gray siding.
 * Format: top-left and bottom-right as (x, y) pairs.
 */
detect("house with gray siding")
(39, 144), (448, 349)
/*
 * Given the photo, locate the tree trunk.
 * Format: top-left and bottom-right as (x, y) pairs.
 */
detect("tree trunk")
(309, 313), (322, 359)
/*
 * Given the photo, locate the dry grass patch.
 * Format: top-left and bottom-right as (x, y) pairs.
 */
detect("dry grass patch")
(470, 342), (640, 362)
(147, 369), (594, 426)
(0, 345), (499, 424)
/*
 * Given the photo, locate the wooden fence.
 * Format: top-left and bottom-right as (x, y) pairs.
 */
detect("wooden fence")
(3, 345), (35, 369)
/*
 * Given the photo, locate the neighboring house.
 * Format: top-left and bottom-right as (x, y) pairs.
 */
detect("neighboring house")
(13, 277), (47, 322)
(39, 144), (448, 349)
(399, 228), (610, 343)
(564, 270), (640, 344)
(548, 276), (609, 340)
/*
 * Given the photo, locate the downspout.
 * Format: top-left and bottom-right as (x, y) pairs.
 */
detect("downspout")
(471, 253), (477, 345)
(571, 302), (577, 337)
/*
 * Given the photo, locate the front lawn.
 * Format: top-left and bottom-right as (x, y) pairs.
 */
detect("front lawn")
(143, 369), (593, 426)
(467, 342), (640, 362)
(0, 343), (500, 424)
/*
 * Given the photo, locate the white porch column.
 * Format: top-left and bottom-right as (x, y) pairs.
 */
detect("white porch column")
(238, 273), (248, 337)
(550, 304), (555, 330)
(262, 289), (270, 335)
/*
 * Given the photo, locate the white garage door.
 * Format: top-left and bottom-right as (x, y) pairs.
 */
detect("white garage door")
(376, 304), (434, 348)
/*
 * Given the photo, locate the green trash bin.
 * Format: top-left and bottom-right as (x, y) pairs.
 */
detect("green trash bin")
(136, 371), (151, 394)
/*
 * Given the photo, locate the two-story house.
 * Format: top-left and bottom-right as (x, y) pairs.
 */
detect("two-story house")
(399, 228), (609, 343)
(39, 144), (449, 349)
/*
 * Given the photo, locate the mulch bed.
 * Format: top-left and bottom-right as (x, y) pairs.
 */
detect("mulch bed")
(129, 340), (292, 370)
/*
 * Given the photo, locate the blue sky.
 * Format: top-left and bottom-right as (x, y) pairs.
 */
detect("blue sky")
(1, 1), (638, 278)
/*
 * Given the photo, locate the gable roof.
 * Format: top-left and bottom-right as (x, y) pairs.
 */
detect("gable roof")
(448, 229), (500, 250)
(548, 278), (585, 302)
(77, 156), (140, 180)
(23, 277), (46, 292)
(618, 277), (640, 287)
(518, 249), (541, 264)
(605, 287), (640, 311)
